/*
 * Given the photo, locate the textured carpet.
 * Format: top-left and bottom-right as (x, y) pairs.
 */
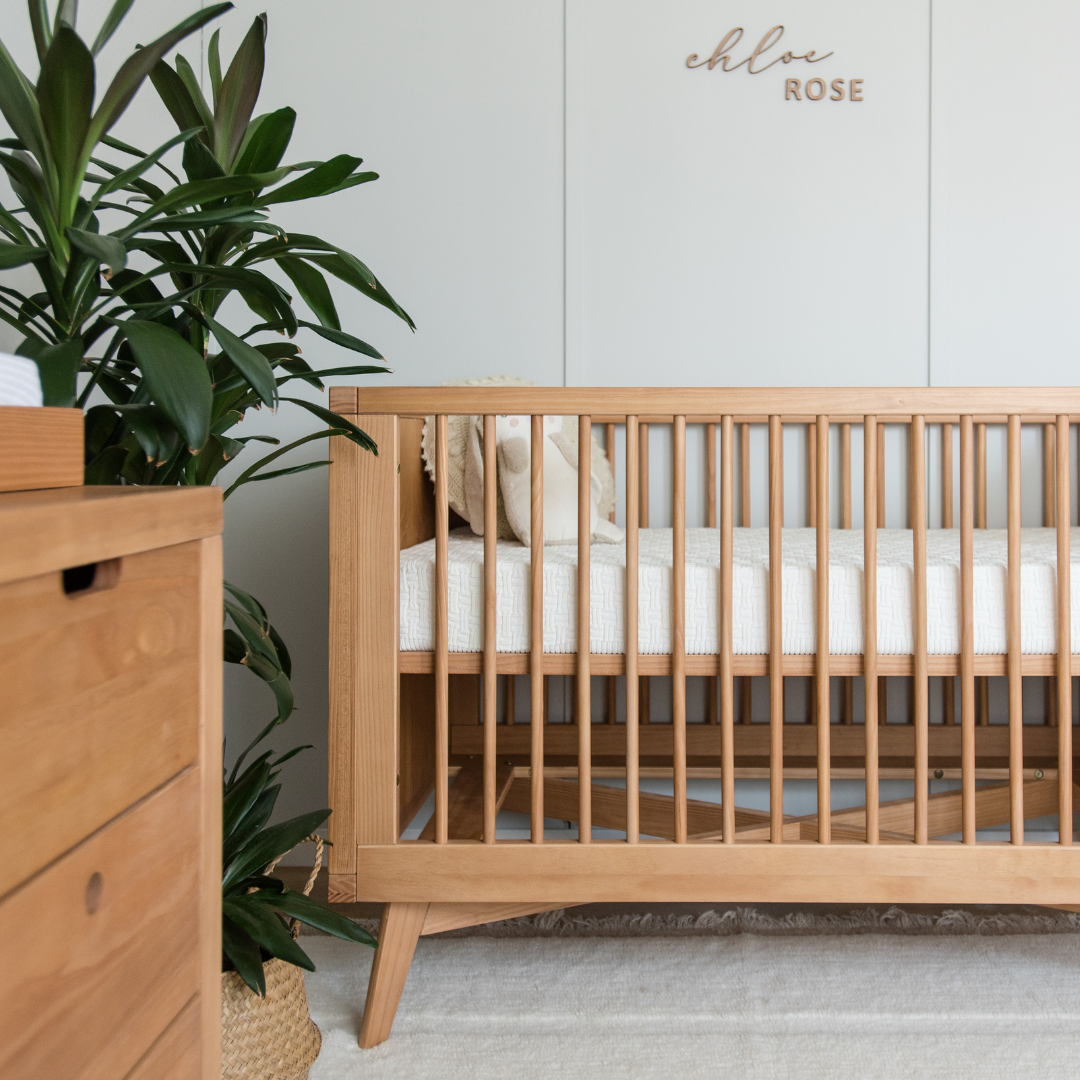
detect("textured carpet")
(304, 911), (1080, 1079)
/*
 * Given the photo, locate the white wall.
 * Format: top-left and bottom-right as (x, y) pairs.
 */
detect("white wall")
(2, 2), (1077, 828)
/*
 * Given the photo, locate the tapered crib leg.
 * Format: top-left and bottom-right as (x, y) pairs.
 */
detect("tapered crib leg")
(359, 901), (429, 1049)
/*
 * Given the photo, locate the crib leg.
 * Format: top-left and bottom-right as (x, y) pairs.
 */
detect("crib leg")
(359, 901), (429, 1049)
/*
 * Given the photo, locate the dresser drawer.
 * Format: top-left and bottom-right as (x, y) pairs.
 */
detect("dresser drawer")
(126, 996), (203, 1080)
(0, 541), (203, 895)
(0, 768), (201, 1080)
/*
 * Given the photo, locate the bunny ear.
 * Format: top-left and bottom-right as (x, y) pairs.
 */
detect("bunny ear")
(463, 417), (486, 536)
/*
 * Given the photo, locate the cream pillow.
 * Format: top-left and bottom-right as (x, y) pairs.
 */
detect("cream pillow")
(466, 413), (623, 546)
(420, 377), (621, 545)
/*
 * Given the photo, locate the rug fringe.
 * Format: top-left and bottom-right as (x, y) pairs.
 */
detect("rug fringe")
(392, 905), (1080, 938)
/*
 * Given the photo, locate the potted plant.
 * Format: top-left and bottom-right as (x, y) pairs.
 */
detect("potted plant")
(220, 647), (376, 1079)
(0, 4), (412, 1076)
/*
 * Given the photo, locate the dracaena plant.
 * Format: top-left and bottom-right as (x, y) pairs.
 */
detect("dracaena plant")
(0, 1), (414, 731)
(222, 683), (376, 996)
(0, 2), (413, 990)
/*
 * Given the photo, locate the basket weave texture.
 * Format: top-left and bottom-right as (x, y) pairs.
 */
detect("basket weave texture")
(221, 959), (321, 1080)
(221, 834), (324, 1080)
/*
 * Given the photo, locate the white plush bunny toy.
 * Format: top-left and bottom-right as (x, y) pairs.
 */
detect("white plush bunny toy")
(463, 414), (623, 546)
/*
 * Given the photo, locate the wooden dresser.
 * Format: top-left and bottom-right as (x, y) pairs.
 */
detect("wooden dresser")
(0, 485), (223, 1080)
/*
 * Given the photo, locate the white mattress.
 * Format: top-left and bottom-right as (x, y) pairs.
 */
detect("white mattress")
(399, 527), (1080, 656)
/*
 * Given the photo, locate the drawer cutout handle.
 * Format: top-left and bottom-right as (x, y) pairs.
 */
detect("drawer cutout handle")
(85, 872), (103, 915)
(63, 559), (120, 597)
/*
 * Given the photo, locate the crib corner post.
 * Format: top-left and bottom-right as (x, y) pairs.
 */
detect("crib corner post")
(330, 410), (402, 883)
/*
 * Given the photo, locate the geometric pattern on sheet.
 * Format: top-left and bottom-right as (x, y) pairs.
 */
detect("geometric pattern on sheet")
(398, 526), (1080, 655)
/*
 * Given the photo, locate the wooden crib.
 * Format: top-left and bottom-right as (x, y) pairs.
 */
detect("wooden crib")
(326, 386), (1080, 1047)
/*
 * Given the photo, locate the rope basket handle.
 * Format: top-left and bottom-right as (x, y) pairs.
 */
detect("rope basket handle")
(263, 833), (324, 940)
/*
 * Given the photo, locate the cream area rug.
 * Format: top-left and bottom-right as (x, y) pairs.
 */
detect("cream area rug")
(305, 909), (1080, 1080)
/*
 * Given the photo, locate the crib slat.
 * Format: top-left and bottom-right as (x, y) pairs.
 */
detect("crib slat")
(434, 414), (450, 845)
(707, 423), (718, 725)
(673, 416), (688, 843)
(626, 417), (640, 843)
(1044, 423), (1055, 527)
(912, 415), (929, 845)
(530, 414), (545, 844)
(769, 415), (784, 842)
(721, 416), (735, 843)
(1007, 415), (1023, 845)
(808, 422), (817, 529)
(942, 423), (954, 529)
(815, 415), (831, 844)
(841, 423), (853, 724)
(877, 422), (886, 529)
(578, 414), (592, 842)
(707, 423), (717, 528)
(640, 422), (651, 726)
(841, 423), (852, 529)
(960, 416), (976, 843)
(741, 422), (753, 727)
(943, 423), (956, 728)
(483, 415), (498, 845)
(1056, 414), (1072, 845)
(976, 423), (989, 727)
(606, 422), (617, 726)
(864, 416), (879, 844)
(741, 422), (751, 526)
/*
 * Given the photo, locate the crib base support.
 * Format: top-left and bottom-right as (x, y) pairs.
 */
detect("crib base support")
(359, 900), (578, 1048)
(359, 901), (428, 1049)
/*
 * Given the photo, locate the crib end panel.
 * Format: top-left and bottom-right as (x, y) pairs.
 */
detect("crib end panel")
(330, 413), (401, 854)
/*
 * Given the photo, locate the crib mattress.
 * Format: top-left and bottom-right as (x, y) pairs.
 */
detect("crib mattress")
(399, 527), (1080, 656)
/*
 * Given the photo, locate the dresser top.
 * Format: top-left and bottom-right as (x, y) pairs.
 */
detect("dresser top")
(0, 486), (222, 584)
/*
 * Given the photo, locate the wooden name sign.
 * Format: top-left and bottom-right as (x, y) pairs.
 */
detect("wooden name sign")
(687, 25), (863, 102)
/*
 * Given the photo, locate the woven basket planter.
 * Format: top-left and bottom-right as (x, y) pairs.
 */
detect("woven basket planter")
(222, 959), (321, 1080)
(221, 835), (324, 1080)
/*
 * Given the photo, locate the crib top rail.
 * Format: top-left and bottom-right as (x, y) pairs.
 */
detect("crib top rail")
(329, 385), (1080, 422)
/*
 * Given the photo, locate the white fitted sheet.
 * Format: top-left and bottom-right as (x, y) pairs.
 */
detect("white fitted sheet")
(399, 527), (1080, 656)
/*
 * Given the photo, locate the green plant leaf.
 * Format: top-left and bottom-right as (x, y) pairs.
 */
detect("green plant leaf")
(277, 257), (338, 330)
(223, 784), (280, 863)
(240, 460), (330, 485)
(181, 135), (225, 183)
(66, 226), (126, 276)
(202, 311), (276, 408)
(132, 206), (266, 232)
(222, 896), (315, 971)
(279, 396), (377, 454)
(223, 759), (271, 840)
(148, 57), (208, 144)
(28, 0), (52, 63)
(173, 53), (216, 140)
(52, 0), (76, 32)
(0, 241), (49, 269)
(18, 335), (81, 407)
(91, 127), (201, 209)
(214, 14), (266, 169)
(256, 889), (378, 947)
(119, 319), (212, 450)
(305, 252), (415, 330)
(90, 0), (137, 56)
(37, 26), (93, 222)
(233, 106), (294, 176)
(297, 320), (385, 362)
(0, 36), (52, 174)
(207, 29), (223, 105)
(222, 809), (330, 893)
(101, 403), (181, 464)
(86, 3), (232, 152)
(222, 915), (266, 996)
(261, 154), (361, 205)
